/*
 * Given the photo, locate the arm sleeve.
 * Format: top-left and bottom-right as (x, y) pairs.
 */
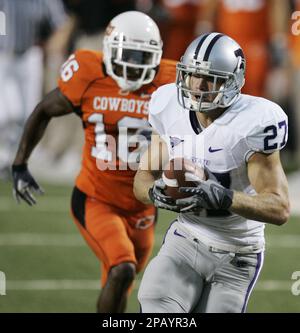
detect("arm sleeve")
(58, 50), (101, 107)
(245, 105), (288, 161)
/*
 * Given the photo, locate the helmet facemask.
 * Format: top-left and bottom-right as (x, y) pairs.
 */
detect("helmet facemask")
(104, 36), (162, 92)
(176, 60), (245, 113)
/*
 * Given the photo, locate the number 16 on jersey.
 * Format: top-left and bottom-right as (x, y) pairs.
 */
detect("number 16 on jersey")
(88, 113), (151, 171)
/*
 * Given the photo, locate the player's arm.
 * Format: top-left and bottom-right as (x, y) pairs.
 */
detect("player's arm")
(179, 151), (290, 226)
(13, 88), (73, 165)
(12, 88), (74, 205)
(134, 85), (182, 210)
(230, 151), (290, 225)
(133, 133), (168, 205)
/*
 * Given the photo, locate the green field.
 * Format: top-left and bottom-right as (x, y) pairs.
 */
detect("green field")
(0, 181), (299, 313)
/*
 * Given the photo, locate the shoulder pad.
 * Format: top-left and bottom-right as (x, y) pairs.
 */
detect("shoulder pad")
(149, 83), (177, 116)
(58, 49), (105, 106)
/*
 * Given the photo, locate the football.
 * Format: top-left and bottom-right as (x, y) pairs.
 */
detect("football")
(162, 157), (206, 200)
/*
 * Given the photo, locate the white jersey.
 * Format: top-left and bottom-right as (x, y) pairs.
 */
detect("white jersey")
(149, 83), (288, 252)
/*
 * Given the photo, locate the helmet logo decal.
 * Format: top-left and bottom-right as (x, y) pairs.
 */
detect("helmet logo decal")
(105, 23), (115, 36)
(234, 48), (244, 59)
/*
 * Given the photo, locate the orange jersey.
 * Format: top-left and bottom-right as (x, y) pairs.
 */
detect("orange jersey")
(216, 0), (270, 45)
(58, 50), (176, 211)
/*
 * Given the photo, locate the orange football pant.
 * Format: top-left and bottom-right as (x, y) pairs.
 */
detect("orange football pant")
(71, 187), (156, 287)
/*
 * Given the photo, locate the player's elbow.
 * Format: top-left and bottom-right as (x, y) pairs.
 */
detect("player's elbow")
(274, 200), (290, 226)
(32, 99), (51, 120)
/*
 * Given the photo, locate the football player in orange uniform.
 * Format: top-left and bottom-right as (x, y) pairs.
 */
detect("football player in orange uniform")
(11, 11), (176, 313)
(197, 0), (289, 97)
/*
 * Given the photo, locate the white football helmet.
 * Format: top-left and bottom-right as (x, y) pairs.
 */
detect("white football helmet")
(176, 32), (246, 113)
(103, 11), (163, 92)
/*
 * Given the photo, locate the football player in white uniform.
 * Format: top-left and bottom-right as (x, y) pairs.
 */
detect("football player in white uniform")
(133, 32), (290, 313)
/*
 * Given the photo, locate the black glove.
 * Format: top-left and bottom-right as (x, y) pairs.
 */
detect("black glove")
(149, 178), (181, 212)
(12, 164), (44, 206)
(176, 171), (233, 213)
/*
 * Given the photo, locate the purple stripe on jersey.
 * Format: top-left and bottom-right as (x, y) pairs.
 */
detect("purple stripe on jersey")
(241, 252), (263, 313)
